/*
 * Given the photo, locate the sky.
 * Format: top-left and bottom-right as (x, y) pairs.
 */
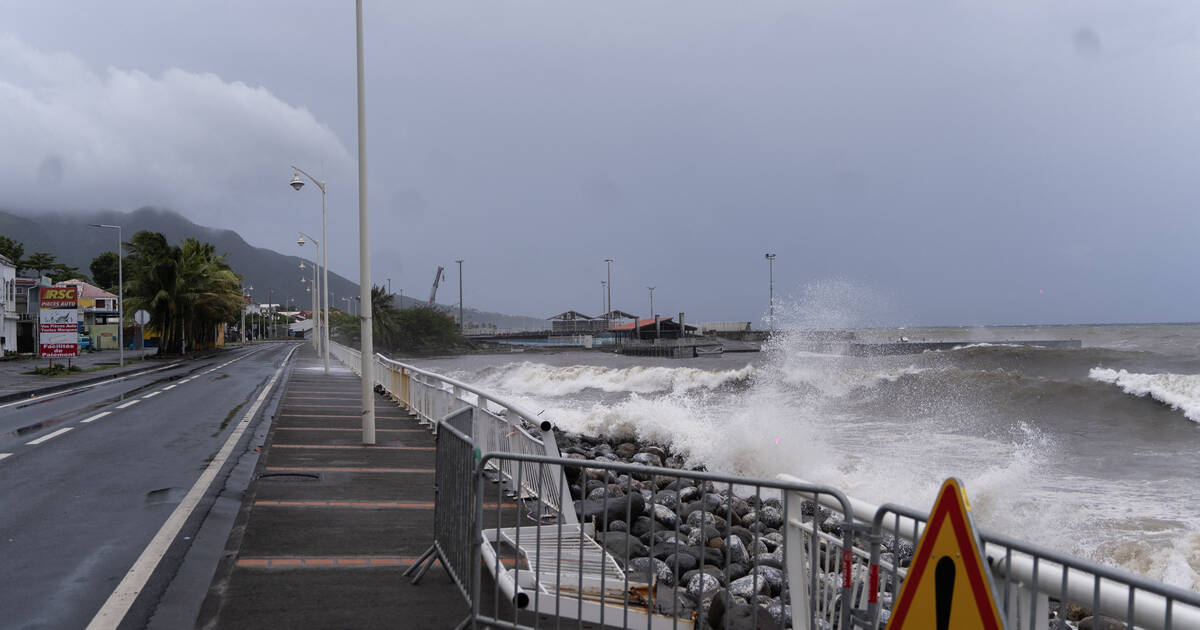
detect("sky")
(2, 1), (1199, 327)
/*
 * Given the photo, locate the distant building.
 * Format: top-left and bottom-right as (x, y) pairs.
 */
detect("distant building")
(0, 255), (15, 353)
(55, 279), (122, 350)
(548, 311), (608, 334)
(611, 317), (698, 341)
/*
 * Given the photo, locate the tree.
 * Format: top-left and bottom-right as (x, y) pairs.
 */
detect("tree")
(330, 284), (465, 355)
(23, 252), (57, 277)
(46, 264), (86, 284)
(123, 231), (242, 354)
(90, 252), (120, 291)
(0, 236), (23, 271)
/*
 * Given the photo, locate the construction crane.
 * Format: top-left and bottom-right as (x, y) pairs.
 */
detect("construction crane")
(428, 266), (445, 305)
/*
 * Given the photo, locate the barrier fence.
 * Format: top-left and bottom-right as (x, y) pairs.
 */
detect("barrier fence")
(325, 342), (1200, 629)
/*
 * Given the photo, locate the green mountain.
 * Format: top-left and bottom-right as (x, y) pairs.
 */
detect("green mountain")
(0, 207), (547, 330)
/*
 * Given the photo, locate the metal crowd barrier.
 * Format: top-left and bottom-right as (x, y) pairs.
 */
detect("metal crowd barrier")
(780, 475), (1200, 630)
(329, 341), (574, 523)
(470, 452), (861, 630)
(406, 407), (478, 604)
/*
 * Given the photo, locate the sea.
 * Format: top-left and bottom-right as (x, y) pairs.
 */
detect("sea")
(406, 322), (1200, 590)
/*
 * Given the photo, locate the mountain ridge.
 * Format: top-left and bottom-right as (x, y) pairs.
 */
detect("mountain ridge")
(0, 207), (548, 331)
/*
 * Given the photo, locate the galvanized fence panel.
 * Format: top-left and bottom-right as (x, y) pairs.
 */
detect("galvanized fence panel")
(405, 407), (478, 605)
(470, 452), (863, 630)
(781, 477), (1200, 630)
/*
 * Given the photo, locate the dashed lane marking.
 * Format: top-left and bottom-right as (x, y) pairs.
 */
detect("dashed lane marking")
(116, 400), (140, 409)
(85, 344), (299, 630)
(162, 385), (177, 390)
(143, 391), (161, 398)
(0, 453), (11, 462)
(81, 412), (112, 424)
(27, 427), (74, 445)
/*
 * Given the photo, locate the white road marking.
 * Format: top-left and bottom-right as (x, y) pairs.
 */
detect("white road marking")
(116, 400), (139, 409)
(0, 453), (11, 462)
(142, 391), (161, 398)
(26, 427), (73, 445)
(81, 411), (112, 424)
(162, 385), (177, 391)
(86, 344), (299, 630)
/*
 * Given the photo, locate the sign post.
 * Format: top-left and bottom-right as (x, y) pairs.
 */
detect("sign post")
(38, 286), (79, 365)
(884, 478), (1007, 630)
(134, 309), (150, 359)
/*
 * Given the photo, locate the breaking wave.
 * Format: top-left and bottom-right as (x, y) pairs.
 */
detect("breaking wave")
(468, 361), (755, 397)
(1088, 368), (1200, 423)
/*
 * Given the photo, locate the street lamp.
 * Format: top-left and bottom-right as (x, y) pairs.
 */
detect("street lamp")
(765, 253), (776, 333)
(604, 258), (613, 323)
(291, 171), (330, 375)
(647, 286), (655, 320)
(601, 281), (606, 318)
(89, 224), (123, 366)
(298, 232), (325, 364)
(354, 0), (376, 445)
(455, 259), (464, 335)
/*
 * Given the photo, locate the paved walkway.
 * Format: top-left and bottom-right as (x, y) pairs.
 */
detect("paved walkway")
(197, 345), (469, 629)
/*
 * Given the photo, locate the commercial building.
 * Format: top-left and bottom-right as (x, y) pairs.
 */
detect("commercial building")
(0, 255), (15, 353)
(55, 279), (122, 350)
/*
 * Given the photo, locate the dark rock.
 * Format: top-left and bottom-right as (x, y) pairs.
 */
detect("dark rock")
(632, 452), (663, 467)
(629, 516), (658, 539)
(706, 589), (737, 629)
(574, 491), (645, 526)
(766, 601), (791, 628)
(599, 531), (648, 561)
(663, 552), (698, 574)
(687, 572), (722, 601)
(653, 490), (680, 510)
(682, 566), (728, 588)
(649, 504), (679, 529)
(615, 442), (639, 459)
(605, 519), (627, 532)
(721, 603), (781, 630)
(626, 556), (675, 587)
(751, 565), (785, 596)
(1065, 603), (1092, 622)
(1079, 616), (1125, 630)
(726, 534), (750, 565)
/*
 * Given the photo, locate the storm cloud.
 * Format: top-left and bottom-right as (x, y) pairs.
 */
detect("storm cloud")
(2, 2), (1199, 326)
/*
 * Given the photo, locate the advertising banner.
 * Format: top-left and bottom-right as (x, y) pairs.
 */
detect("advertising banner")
(39, 286), (79, 358)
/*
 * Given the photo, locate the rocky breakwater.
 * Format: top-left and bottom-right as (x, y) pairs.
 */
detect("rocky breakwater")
(556, 434), (912, 630)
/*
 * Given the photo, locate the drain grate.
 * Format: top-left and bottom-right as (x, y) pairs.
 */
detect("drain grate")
(257, 472), (320, 482)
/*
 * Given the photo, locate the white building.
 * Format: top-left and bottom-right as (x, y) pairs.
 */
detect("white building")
(0, 254), (16, 353)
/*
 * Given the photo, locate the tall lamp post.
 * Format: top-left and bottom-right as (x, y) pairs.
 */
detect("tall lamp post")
(455, 259), (464, 334)
(765, 253), (776, 333)
(291, 169), (331, 375)
(647, 286), (655, 319)
(601, 281), (606, 317)
(354, 0), (376, 445)
(604, 258), (613, 324)
(298, 232), (325, 367)
(90, 224), (123, 366)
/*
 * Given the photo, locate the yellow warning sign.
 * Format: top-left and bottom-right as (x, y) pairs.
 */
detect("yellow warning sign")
(884, 478), (1007, 630)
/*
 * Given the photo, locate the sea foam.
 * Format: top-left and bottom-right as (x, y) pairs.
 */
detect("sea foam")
(469, 361), (754, 397)
(1088, 368), (1200, 423)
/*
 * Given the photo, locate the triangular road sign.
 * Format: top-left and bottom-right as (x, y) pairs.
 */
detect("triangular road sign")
(885, 478), (1007, 630)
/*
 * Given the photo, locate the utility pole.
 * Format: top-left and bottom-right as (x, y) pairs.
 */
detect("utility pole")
(455, 260), (464, 334)
(355, 0), (376, 445)
(647, 286), (655, 323)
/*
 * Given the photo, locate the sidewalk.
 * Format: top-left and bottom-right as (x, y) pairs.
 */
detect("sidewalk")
(0, 348), (161, 401)
(197, 345), (469, 629)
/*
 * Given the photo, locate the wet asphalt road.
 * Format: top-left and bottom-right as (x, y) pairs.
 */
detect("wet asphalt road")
(0, 343), (297, 630)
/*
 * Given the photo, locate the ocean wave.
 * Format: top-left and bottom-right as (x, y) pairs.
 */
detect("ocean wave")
(1088, 368), (1200, 423)
(467, 361), (755, 397)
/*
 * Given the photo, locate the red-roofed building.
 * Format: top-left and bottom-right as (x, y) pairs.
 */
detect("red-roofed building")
(611, 317), (697, 340)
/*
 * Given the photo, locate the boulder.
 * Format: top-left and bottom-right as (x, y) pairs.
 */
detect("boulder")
(574, 491), (645, 526)
(663, 552), (698, 575)
(1079, 616), (1126, 630)
(599, 531), (648, 561)
(626, 556), (675, 587)
(687, 572), (723, 601)
(632, 452), (663, 467)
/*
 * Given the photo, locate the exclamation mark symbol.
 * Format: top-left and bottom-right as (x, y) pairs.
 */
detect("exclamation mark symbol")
(935, 556), (956, 630)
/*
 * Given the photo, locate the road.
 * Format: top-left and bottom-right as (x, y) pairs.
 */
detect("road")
(0, 343), (299, 630)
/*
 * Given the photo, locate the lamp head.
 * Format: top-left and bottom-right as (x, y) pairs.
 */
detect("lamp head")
(299, 261), (306, 270)
(290, 173), (304, 191)
(297, 235), (306, 247)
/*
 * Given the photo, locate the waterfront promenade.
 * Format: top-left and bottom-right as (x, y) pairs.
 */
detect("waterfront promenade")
(197, 346), (468, 629)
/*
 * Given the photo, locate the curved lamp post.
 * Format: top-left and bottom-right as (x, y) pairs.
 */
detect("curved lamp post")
(291, 169), (331, 375)
(298, 232), (325, 366)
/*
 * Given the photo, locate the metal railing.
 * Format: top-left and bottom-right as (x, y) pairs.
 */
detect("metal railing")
(328, 341), (574, 523)
(470, 453), (862, 630)
(779, 474), (1200, 629)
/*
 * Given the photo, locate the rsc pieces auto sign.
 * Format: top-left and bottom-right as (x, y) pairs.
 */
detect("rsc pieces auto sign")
(39, 286), (80, 358)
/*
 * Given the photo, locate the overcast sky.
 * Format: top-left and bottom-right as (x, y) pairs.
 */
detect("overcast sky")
(3, 1), (1199, 327)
